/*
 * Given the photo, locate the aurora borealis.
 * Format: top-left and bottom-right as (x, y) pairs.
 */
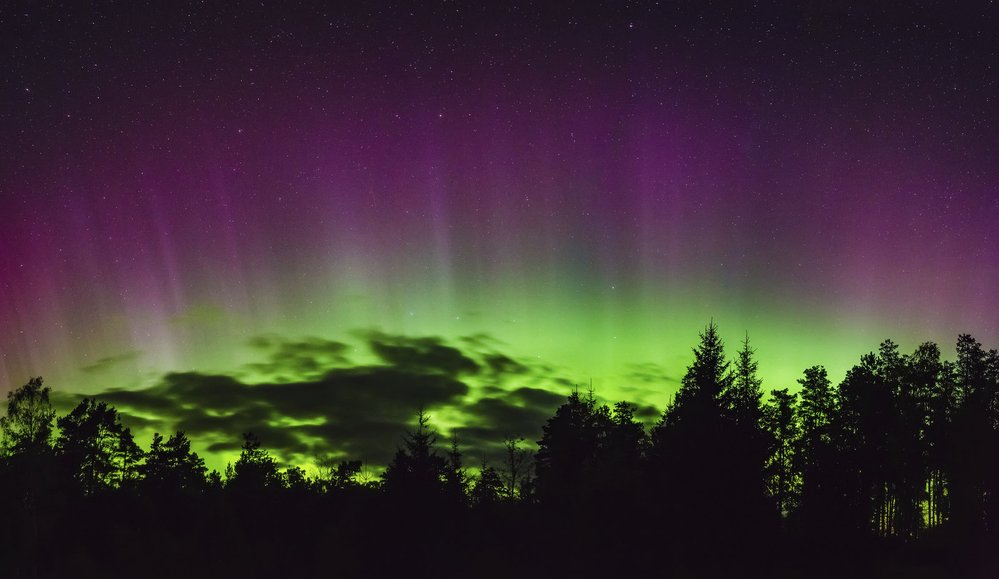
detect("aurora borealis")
(2, 3), (998, 470)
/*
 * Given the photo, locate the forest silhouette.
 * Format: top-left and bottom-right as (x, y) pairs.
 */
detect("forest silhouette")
(2, 322), (998, 578)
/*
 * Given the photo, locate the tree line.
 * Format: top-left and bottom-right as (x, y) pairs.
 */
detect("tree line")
(1, 322), (997, 577)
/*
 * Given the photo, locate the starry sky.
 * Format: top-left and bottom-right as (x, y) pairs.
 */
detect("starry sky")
(1, 2), (997, 471)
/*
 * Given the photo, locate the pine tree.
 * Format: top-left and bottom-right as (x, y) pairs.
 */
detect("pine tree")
(797, 366), (834, 467)
(650, 322), (732, 477)
(140, 431), (207, 494)
(721, 333), (770, 524)
(763, 388), (799, 517)
(443, 432), (469, 504)
(892, 342), (937, 539)
(925, 357), (958, 528)
(949, 334), (999, 533)
(534, 390), (611, 504)
(471, 465), (503, 507)
(725, 334), (764, 428)
(669, 321), (732, 425)
(795, 365), (838, 527)
(382, 409), (447, 498)
(648, 322), (747, 548)
(226, 432), (281, 493)
(605, 401), (646, 472)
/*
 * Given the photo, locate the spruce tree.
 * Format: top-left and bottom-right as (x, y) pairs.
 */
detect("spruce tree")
(382, 409), (447, 498)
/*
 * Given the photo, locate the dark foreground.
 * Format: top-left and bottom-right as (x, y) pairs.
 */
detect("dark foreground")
(2, 491), (997, 579)
(4, 327), (999, 577)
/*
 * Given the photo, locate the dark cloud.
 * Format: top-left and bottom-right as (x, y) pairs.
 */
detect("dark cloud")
(454, 388), (569, 466)
(99, 388), (183, 413)
(362, 330), (480, 376)
(633, 404), (663, 426)
(296, 419), (414, 464)
(205, 423), (310, 456)
(509, 386), (566, 408)
(458, 333), (503, 350)
(466, 398), (552, 438)
(50, 391), (86, 411)
(456, 426), (513, 466)
(482, 353), (530, 379)
(626, 362), (681, 386)
(172, 402), (276, 437)
(80, 351), (141, 374)
(86, 366), (468, 465)
(244, 335), (352, 381)
(63, 331), (586, 471)
(456, 334), (576, 389)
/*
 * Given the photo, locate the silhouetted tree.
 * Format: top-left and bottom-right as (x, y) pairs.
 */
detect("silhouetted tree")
(602, 401), (646, 487)
(763, 388), (799, 517)
(140, 431), (207, 495)
(501, 436), (529, 501)
(835, 343), (904, 536)
(55, 398), (142, 495)
(925, 351), (957, 529)
(725, 334), (765, 427)
(948, 334), (999, 534)
(651, 322), (732, 479)
(655, 321), (732, 433)
(0, 376), (55, 456)
(721, 334), (771, 530)
(891, 341), (937, 539)
(0, 377), (57, 579)
(316, 454), (363, 491)
(795, 365), (839, 528)
(2, 326), (999, 577)
(645, 321), (782, 570)
(444, 432), (469, 504)
(283, 466), (310, 492)
(207, 469), (224, 492)
(828, 341), (951, 539)
(225, 432), (282, 493)
(534, 390), (612, 505)
(382, 409), (447, 499)
(471, 464), (503, 507)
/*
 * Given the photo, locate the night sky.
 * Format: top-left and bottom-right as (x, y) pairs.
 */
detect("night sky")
(2, 2), (997, 470)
